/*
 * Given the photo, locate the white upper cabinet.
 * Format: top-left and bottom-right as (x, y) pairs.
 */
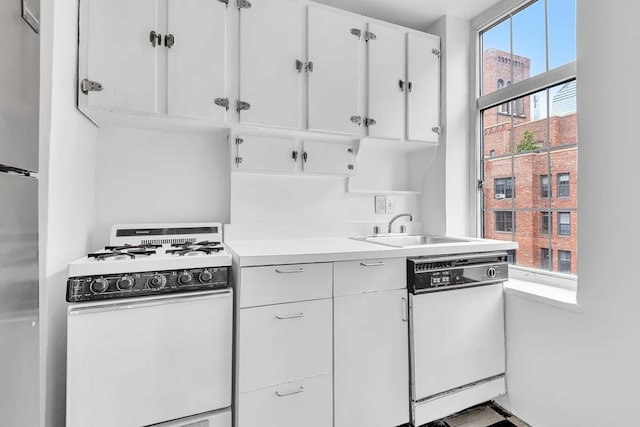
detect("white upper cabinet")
(81, 0), (158, 114)
(307, 5), (361, 135)
(301, 140), (355, 175)
(167, 0), (227, 121)
(366, 22), (405, 140)
(406, 32), (440, 143)
(238, 0), (302, 129)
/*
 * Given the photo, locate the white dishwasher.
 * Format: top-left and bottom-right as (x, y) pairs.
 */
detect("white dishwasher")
(407, 252), (508, 426)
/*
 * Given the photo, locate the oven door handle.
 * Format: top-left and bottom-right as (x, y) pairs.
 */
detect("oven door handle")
(275, 385), (305, 397)
(68, 290), (231, 316)
(360, 261), (385, 267)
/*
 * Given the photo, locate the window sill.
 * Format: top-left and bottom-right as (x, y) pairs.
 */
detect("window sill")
(504, 279), (582, 312)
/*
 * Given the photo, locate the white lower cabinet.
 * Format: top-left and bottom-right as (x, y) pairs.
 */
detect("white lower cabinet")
(333, 260), (410, 427)
(238, 374), (332, 427)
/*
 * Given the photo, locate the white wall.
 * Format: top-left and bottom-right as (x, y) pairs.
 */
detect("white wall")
(422, 15), (472, 237)
(495, 1), (640, 424)
(40, 0), (99, 426)
(92, 127), (230, 247)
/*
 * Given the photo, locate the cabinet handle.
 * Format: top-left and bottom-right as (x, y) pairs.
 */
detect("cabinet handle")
(164, 34), (175, 48)
(302, 152), (308, 162)
(401, 297), (408, 322)
(360, 261), (385, 267)
(149, 30), (161, 47)
(407, 81), (413, 93)
(276, 386), (305, 397)
(292, 150), (299, 161)
(275, 267), (304, 274)
(399, 79), (405, 92)
(275, 312), (304, 320)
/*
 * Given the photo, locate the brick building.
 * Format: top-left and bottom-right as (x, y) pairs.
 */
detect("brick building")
(482, 49), (578, 274)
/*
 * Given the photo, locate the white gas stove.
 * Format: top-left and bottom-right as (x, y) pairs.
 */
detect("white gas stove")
(66, 222), (232, 302)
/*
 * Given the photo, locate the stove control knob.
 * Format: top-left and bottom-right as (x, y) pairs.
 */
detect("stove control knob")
(117, 275), (135, 290)
(90, 278), (109, 293)
(177, 271), (193, 286)
(487, 267), (497, 279)
(199, 269), (213, 283)
(147, 274), (167, 290)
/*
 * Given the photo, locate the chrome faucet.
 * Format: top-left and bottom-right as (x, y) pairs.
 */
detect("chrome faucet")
(387, 213), (413, 234)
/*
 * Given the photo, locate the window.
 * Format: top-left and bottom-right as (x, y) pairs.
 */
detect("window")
(558, 212), (571, 236)
(558, 250), (571, 273)
(495, 211), (515, 232)
(478, 0), (577, 277)
(558, 173), (570, 197)
(507, 249), (516, 264)
(541, 248), (551, 270)
(541, 211), (551, 234)
(494, 177), (514, 199)
(540, 175), (551, 198)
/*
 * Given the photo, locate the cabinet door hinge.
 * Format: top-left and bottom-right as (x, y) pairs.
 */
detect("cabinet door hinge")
(164, 34), (175, 48)
(214, 97), (230, 110)
(236, 101), (251, 112)
(350, 28), (362, 39)
(350, 116), (362, 126)
(292, 150), (299, 161)
(364, 31), (376, 41)
(302, 151), (308, 162)
(431, 126), (441, 135)
(296, 60), (305, 73)
(81, 79), (103, 94)
(364, 118), (376, 127)
(237, 0), (251, 9)
(235, 156), (244, 165)
(305, 61), (314, 73)
(149, 30), (161, 47)
(432, 48), (441, 58)
(235, 137), (244, 145)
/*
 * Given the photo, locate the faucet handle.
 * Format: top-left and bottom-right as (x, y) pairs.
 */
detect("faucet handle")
(399, 225), (407, 233)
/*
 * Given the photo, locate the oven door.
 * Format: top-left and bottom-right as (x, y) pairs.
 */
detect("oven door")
(66, 290), (232, 427)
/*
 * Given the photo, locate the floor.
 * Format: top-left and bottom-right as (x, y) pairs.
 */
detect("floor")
(424, 401), (531, 427)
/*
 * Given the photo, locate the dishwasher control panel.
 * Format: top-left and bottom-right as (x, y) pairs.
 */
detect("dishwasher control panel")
(408, 252), (508, 294)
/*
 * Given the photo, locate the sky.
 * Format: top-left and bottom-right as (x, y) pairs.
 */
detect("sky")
(482, 0), (576, 77)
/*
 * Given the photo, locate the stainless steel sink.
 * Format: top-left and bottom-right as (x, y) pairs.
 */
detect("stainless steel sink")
(351, 234), (470, 248)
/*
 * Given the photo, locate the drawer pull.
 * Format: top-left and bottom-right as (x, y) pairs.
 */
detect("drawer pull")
(275, 267), (304, 274)
(275, 312), (304, 320)
(276, 386), (305, 397)
(360, 261), (385, 267)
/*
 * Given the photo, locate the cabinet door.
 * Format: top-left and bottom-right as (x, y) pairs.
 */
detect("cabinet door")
(81, 0), (158, 114)
(301, 140), (355, 175)
(234, 135), (297, 173)
(239, 0), (302, 129)
(307, 5), (361, 135)
(366, 22), (405, 140)
(407, 33), (440, 142)
(167, 0), (227, 121)
(334, 289), (410, 427)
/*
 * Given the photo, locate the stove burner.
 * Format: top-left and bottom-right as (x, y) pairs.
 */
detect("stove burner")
(88, 244), (158, 261)
(167, 241), (223, 256)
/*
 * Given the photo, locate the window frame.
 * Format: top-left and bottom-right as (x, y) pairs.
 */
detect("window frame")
(558, 173), (570, 198)
(541, 211), (551, 235)
(470, 0), (577, 285)
(558, 211), (571, 236)
(540, 174), (551, 198)
(494, 177), (514, 199)
(558, 250), (571, 273)
(495, 210), (515, 232)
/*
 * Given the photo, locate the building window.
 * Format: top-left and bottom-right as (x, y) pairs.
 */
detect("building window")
(540, 175), (551, 198)
(558, 173), (570, 198)
(541, 211), (551, 234)
(507, 249), (516, 264)
(494, 177), (514, 199)
(541, 248), (551, 270)
(478, 0), (577, 278)
(558, 250), (571, 273)
(495, 211), (515, 232)
(558, 212), (571, 236)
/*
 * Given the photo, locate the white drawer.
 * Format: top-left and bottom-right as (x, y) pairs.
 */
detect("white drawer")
(239, 299), (332, 393)
(239, 262), (332, 307)
(333, 257), (406, 297)
(238, 374), (332, 427)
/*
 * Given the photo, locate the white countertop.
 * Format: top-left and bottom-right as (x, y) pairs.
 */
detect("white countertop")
(225, 236), (518, 267)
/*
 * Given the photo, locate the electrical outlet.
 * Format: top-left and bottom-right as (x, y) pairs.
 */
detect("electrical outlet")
(375, 195), (386, 214)
(385, 196), (395, 214)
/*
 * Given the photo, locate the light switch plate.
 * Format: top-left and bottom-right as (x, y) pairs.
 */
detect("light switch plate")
(375, 195), (386, 214)
(385, 196), (395, 214)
